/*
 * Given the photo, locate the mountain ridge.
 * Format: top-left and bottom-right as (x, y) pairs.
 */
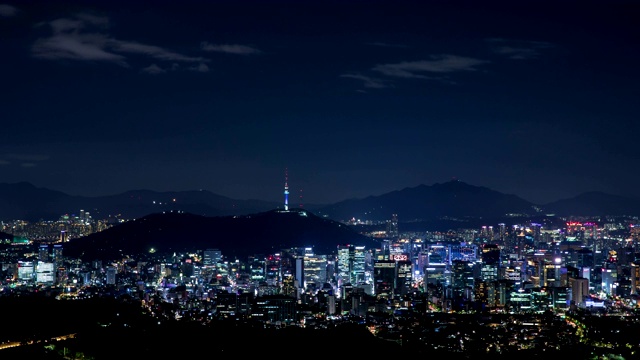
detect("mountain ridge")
(1, 180), (640, 222)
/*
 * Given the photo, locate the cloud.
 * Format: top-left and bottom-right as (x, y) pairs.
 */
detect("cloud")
(190, 63), (210, 72)
(201, 42), (261, 55)
(141, 63), (166, 75)
(32, 13), (208, 71)
(340, 73), (389, 89)
(0, 153), (49, 167)
(486, 38), (554, 60)
(32, 32), (127, 63)
(0, 4), (18, 17)
(111, 40), (207, 62)
(373, 55), (489, 78)
(142, 62), (209, 75)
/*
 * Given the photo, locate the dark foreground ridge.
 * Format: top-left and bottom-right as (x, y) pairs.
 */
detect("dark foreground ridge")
(0, 295), (614, 359)
(63, 208), (378, 261)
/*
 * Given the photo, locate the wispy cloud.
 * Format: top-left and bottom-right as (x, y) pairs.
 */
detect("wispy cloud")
(340, 73), (389, 89)
(0, 4), (18, 17)
(112, 40), (207, 62)
(0, 153), (50, 167)
(142, 62), (209, 75)
(486, 38), (554, 60)
(141, 63), (166, 75)
(32, 13), (209, 72)
(201, 42), (261, 55)
(190, 63), (210, 72)
(373, 55), (489, 79)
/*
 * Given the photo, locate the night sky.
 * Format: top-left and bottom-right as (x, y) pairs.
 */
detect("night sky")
(1, 1), (639, 206)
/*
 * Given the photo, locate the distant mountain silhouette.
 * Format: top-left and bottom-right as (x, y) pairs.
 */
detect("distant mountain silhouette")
(316, 180), (540, 222)
(63, 208), (378, 261)
(543, 191), (640, 216)
(0, 182), (281, 221)
(3, 180), (640, 224)
(0, 182), (72, 221)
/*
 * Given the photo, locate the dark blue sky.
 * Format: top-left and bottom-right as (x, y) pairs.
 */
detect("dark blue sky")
(1, 0), (639, 205)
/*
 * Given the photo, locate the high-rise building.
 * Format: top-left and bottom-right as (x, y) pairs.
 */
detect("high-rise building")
(295, 256), (304, 291)
(571, 277), (589, 307)
(451, 260), (474, 299)
(631, 262), (640, 295)
(480, 244), (500, 282)
(498, 223), (507, 242)
(106, 266), (117, 285)
(353, 245), (366, 285)
(53, 244), (63, 264)
(337, 244), (353, 287)
(395, 259), (413, 295)
(36, 261), (56, 284)
(373, 259), (396, 298)
(17, 261), (35, 282)
(203, 249), (222, 267)
(249, 255), (266, 283)
(601, 262), (617, 295)
(252, 295), (296, 325)
(302, 248), (327, 292)
(38, 244), (49, 262)
(265, 254), (282, 287)
(336, 244), (367, 288)
(386, 214), (399, 240)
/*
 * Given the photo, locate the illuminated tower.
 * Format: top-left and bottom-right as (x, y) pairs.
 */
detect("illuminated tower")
(284, 168), (289, 211)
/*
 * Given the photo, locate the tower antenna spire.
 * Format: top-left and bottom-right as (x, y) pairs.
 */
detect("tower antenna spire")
(284, 168), (289, 211)
(299, 188), (303, 209)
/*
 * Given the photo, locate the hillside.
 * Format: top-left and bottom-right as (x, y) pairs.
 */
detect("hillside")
(63, 208), (378, 261)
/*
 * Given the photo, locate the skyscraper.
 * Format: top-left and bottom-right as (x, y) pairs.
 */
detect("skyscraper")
(203, 248), (222, 267)
(386, 214), (399, 240)
(106, 266), (117, 285)
(373, 259), (396, 298)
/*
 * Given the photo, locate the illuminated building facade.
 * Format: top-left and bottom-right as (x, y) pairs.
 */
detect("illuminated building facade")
(337, 244), (366, 287)
(203, 248), (222, 267)
(302, 249), (327, 292)
(395, 259), (413, 295)
(36, 261), (56, 284)
(106, 266), (117, 285)
(386, 214), (398, 240)
(373, 259), (396, 298)
(17, 261), (35, 282)
(265, 254), (281, 287)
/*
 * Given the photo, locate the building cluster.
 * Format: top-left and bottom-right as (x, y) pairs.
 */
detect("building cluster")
(1, 210), (114, 243)
(1, 211), (640, 354)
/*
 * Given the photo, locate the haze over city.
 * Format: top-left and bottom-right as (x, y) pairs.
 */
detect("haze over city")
(1, 0), (639, 205)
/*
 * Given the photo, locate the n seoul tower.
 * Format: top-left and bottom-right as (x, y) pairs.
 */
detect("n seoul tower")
(284, 168), (289, 211)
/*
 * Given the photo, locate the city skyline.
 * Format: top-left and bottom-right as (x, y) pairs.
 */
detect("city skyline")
(1, 0), (639, 205)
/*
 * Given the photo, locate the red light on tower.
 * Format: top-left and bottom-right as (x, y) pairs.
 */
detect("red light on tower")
(299, 188), (303, 208)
